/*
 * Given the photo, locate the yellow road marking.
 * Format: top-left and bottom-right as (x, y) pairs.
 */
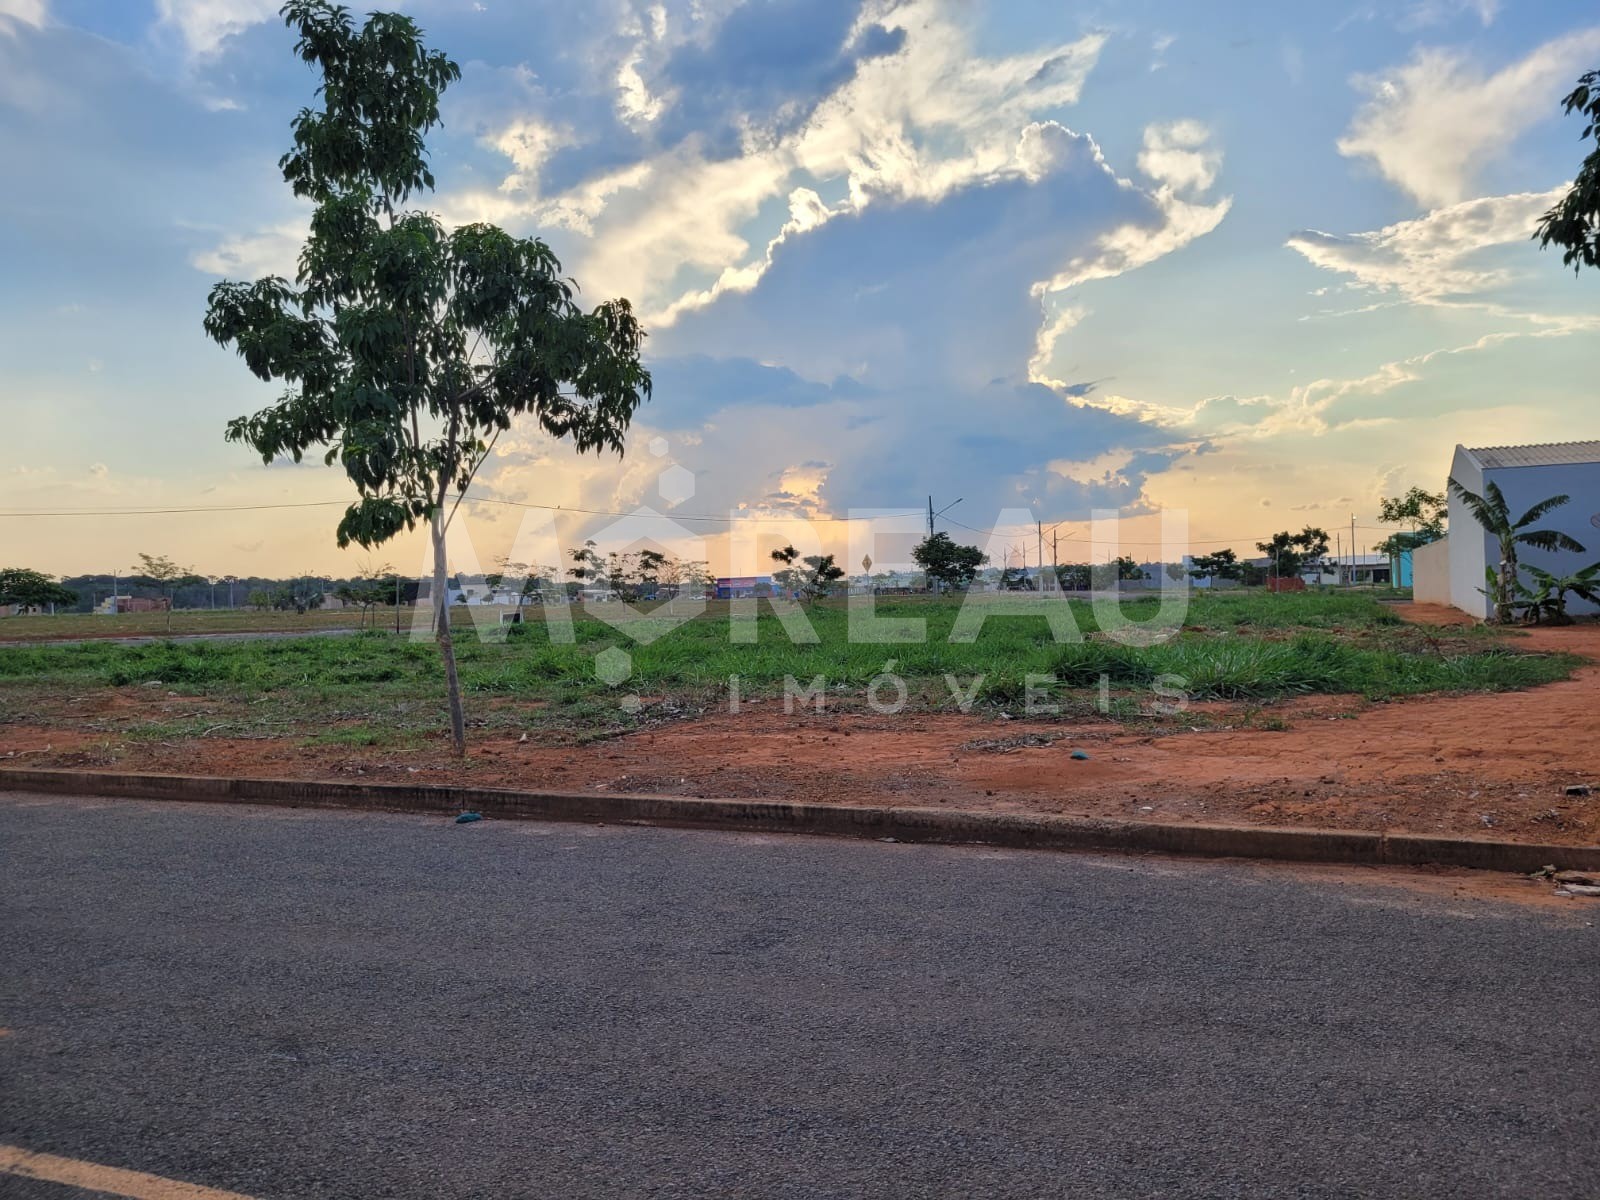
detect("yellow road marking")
(0, 1144), (258, 1200)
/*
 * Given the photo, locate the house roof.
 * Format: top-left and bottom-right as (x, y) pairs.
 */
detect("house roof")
(1460, 440), (1600, 470)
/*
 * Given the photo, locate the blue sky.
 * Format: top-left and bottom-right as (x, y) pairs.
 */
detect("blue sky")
(1, 0), (1597, 576)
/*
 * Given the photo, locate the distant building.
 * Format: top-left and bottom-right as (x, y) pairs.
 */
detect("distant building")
(714, 575), (773, 599)
(96, 595), (168, 614)
(1310, 553), (1398, 587)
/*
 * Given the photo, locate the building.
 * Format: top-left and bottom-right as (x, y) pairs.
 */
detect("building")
(1310, 553), (1400, 587)
(96, 595), (169, 614)
(714, 575), (773, 600)
(1443, 440), (1600, 619)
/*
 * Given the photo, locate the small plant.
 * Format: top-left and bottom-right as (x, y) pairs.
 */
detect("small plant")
(1521, 562), (1600, 625)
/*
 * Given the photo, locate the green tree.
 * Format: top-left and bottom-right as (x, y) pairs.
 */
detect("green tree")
(1375, 487), (1447, 557)
(132, 553), (200, 632)
(1188, 549), (1241, 584)
(1054, 562), (1091, 590)
(247, 589), (273, 611)
(1535, 68), (1600, 273)
(1449, 478), (1586, 623)
(770, 545), (845, 604)
(567, 540), (608, 595)
(910, 532), (988, 592)
(0, 568), (78, 613)
(1255, 528), (1330, 580)
(203, 4), (650, 754)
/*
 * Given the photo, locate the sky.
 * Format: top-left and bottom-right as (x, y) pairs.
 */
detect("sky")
(1, 0), (1597, 580)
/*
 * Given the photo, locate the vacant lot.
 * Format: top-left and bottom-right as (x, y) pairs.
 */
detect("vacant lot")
(1, 592), (1596, 845)
(0, 605), (388, 642)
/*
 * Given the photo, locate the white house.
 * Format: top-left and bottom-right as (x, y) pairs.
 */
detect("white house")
(1445, 440), (1600, 619)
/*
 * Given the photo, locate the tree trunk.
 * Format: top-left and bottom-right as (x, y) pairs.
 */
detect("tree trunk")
(1497, 541), (1516, 625)
(432, 514), (468, 756)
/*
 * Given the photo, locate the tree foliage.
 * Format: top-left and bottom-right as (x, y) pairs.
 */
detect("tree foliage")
(131, 552), (201, 631)
(1536, 68), (1600, 273)
(0, 568), (78, 611)
(203, 3), (651, 752)
(910, 532), (987, 591)
(1255, 528), (1330, 579)
(1188, 548), (1242, 583)
(1375, 487), (1447, 557)
(770, 545), (845, 604)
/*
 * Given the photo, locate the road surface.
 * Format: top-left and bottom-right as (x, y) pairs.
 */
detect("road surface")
(1, 793), (1596, 1198)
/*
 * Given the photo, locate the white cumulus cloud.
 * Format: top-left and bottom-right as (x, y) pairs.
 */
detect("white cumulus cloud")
(1338, 29), (1600, 207)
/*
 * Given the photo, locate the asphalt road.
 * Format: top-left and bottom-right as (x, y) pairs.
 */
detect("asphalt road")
(1, 794), (1596, 1199)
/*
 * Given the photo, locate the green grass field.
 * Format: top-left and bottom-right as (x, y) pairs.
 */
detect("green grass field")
(0, 591), (1578, 746)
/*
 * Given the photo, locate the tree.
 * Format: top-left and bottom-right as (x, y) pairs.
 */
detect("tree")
(1375, 487), (1447, 557)
(1449, 478), (1586, 623)
(1188, 549), (1241, 584)
(131, 553), (200, 632)
(998, 565), (1034, 591)
(338, 560), (394, 626)
(1535, 68), (1600, 273)
(678, 560), (714, 598)
(1110, 556), (1147, 582)
(770, 545), (845, 604)
(0, 568), (77, 613)
(1255, 528), (1330, 580)
(1054, 562), (1091, 590)
(247, 589), (273, 611)
(910, 532), (987, 592)
(568, 540), (608, 595)
(204, 4), (650, 754)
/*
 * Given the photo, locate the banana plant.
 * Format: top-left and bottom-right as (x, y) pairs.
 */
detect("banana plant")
(1523, 561), (1600, 625)
(1448, 478), (1586, 623)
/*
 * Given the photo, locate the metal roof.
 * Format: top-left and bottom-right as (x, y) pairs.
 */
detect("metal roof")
(1462, 440), (1600, 469)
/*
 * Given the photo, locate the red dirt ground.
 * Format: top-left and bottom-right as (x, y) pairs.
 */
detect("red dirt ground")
(3, 605), (1597, 847)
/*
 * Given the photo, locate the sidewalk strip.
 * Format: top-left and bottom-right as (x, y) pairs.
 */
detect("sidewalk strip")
(0, 767), (1596, 874)
(0, 1143), (257, 1200)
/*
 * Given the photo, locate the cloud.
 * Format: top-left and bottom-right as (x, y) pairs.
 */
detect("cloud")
(1286, 188), (1567, 302)
(189, 219), (306, 278)
(437, 0), (1108, 322)
(662, 120), (1227, 392)
(1138, 119), (1220, 194)
(1399, 0), (1499, 29)
(0, 0), (46, 35)
(1338, 29), (1600, 207)
(155, 0), (279, 59)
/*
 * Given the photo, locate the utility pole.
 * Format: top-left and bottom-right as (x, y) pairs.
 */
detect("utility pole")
(927, 495), (935, 539)
(1335, 532), (1342, 586)
(1350, 513), (1357, 586)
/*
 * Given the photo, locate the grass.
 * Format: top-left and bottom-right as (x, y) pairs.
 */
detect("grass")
(0, 592), (1581, 741)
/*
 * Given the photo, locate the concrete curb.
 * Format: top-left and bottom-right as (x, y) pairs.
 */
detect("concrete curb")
(1, 767), (1596, 874)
